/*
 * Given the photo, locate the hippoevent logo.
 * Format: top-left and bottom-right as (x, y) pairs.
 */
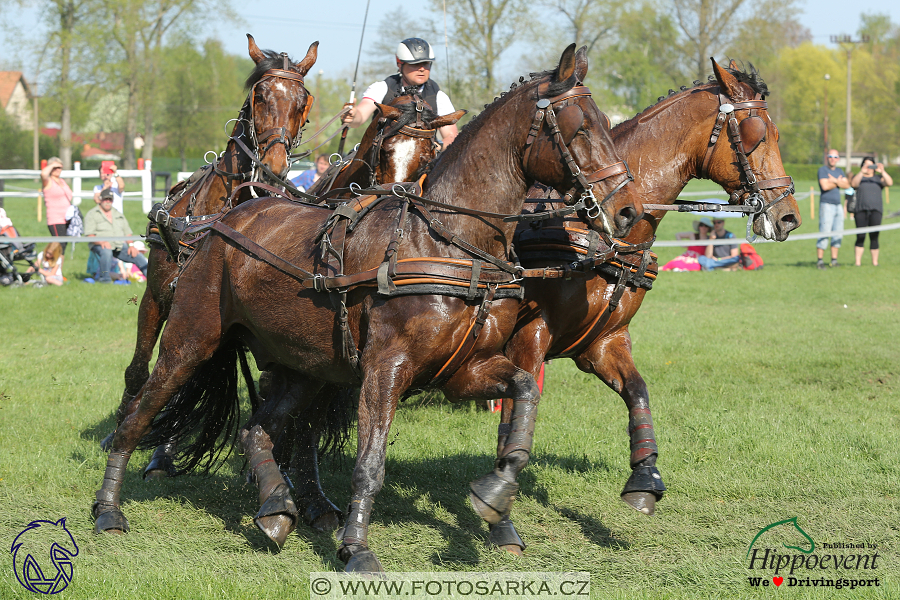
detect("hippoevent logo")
(746, 517), (880, 590)
(10, 518), (79, 594)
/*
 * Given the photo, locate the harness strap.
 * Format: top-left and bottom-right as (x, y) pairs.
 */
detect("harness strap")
(430, 285), (498, 387)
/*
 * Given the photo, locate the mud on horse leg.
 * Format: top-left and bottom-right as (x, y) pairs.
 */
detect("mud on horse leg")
(470, 369), (540, 555)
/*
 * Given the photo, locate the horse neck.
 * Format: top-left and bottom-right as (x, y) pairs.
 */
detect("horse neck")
(424, 98), (530, 256)
(612, 89), (720, 241)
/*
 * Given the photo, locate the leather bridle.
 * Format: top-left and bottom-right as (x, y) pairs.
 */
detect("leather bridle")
(523, 85), (633, 232)
(700, 91), (794, 216)
(247, 56), (314, 161)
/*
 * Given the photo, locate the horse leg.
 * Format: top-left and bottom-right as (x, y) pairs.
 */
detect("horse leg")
(337, 362), (413, 573)
(443, 356), (539, 556)
(240, 371), (324, 548)
(101, 256), (171, 452)
(94, 316), (223, 534)
(574, 328), (665, 515)
(283, 384), (351, 534)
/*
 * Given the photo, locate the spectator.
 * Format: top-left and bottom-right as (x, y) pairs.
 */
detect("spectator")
(698, 218), (740, 271)
(84, 188), (146, 284)
(40, 157), (73, 252)
(93, 162), (125, 214)
(816, 149), (850, 269)
(30, 241), (65, 286)
(661, 217), (713, 272)
(291, 154), (329, 191)
(850, 157), (893, 267)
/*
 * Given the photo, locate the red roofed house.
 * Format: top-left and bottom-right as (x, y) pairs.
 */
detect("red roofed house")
(0, 71), (34, 130)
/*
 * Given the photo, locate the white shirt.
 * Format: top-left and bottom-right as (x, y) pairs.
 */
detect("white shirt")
(93, 182), (124, 214)
(362, 81), (455, 116)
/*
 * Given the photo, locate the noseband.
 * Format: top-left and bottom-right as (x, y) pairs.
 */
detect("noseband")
(700, 92), (794, 215)
(523, 85), (633, 224)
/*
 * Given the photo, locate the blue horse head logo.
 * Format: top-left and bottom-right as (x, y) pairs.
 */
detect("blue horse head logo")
(11, 518), (79, 594)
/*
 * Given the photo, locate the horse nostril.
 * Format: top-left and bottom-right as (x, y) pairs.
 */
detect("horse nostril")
(616, 206), (638, 228)
(781, 213), (799, 231)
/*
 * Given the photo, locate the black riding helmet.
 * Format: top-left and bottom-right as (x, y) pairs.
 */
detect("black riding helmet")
(396, 38), (434, 65)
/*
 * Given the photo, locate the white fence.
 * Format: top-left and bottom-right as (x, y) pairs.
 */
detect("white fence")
(0, 161), (313, 215)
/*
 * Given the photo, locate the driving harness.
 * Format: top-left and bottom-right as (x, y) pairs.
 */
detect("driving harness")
(164, 83), (635, 387)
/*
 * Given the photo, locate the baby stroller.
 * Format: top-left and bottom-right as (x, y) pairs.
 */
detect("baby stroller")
(0, 208), (40, 287)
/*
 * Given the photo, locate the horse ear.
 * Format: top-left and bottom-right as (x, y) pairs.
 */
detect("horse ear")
(711, 57), (745, 100)
(573, 46), (588, 82)
(554, 43), (578, 85)
(375, 103), (403, 121)
(247, 34), (265, 64)
(428, 109), (467, 129)
(295, 41), (319, 77)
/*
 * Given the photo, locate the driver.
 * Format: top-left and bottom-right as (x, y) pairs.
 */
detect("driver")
(342, 37), (459, 149)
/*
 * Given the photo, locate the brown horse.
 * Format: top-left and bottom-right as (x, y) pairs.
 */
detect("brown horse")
(489, 58), (801, 550)
(92, 45), (642, 573)
(100, 36), (318, 453)
(310, 95), (466, 195)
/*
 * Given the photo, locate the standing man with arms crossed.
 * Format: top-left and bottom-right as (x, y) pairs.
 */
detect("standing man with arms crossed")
(342, 37), (459, 149)
(816, 149), (850, 269)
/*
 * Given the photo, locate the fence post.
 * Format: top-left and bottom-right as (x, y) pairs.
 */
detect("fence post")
(810, 186), (815, 220)
(73, 161), (82, 206)
(142, 159), (153, 213)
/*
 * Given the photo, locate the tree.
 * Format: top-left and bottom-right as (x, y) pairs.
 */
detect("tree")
(429, 0), (531, 100)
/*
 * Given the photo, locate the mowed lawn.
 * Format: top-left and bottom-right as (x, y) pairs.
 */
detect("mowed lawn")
(0, 182), (898, 599)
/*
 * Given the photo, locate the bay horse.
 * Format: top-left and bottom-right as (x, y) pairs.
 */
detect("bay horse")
(489, 58), (801, 551)
(310, 94), (466, 195)
(92, 45), (643, 573)
(100, 36), (318, 454)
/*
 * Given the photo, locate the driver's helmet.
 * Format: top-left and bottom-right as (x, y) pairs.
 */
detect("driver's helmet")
(396, 38), (434, 65)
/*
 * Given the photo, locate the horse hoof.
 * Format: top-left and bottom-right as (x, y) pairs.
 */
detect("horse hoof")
(99, 432), (115, 452)
(310, 511), (342, 534)
(621, 491), (656, 515)
(143, 469), (168, 480)
(93, 507), (130, 534)
(470, 492), (503, 525)
(345, 549), (384, 573)
(254, 513), (295, 548)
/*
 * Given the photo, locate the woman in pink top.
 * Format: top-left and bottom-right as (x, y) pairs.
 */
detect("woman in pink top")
(41, 156), (73, 251)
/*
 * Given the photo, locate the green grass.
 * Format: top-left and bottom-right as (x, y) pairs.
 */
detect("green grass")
(1, 184), (899, 598)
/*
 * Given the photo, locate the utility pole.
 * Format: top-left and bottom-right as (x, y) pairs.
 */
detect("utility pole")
(830, 35), (869, 172)
(823, 73), (830, 150)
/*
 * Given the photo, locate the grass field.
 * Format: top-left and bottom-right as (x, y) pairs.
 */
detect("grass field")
(1, 182), (899, 599)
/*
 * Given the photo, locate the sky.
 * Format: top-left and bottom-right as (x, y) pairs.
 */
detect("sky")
(1, 0), (896, 92)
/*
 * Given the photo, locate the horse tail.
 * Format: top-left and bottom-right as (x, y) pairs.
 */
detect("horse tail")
(317, 386), (358, 461)
(139, 338), (249, 475)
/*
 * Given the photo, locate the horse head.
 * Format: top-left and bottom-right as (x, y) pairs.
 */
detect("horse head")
(705, 58), (801, 241)
(520, 44), (642, 237)
(242, 34), (318, 183)
(372, 95), (466, 184)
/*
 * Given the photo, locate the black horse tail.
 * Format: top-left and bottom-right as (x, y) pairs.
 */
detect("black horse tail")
(140, 338), (253, 475)
(317, 385), (358, 460)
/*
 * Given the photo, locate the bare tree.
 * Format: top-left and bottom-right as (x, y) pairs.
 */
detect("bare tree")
(670, 0), (749, 82)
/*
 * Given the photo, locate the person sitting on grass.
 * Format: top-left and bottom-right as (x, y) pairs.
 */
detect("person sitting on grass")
(83, 188), (147, 284)
(32, 241), (65, 286)
(698, 218), (740, 271)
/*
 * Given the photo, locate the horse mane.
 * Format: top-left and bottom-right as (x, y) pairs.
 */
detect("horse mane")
(433, 66), (564, 169)
(624, 60), (769, 124)
(245, 48), (297, 89)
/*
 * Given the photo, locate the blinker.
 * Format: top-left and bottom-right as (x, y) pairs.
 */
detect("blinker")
(738, 116), (767, 155)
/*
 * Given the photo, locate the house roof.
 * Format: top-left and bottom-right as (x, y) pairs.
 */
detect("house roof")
(0, 71), (30, 110)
